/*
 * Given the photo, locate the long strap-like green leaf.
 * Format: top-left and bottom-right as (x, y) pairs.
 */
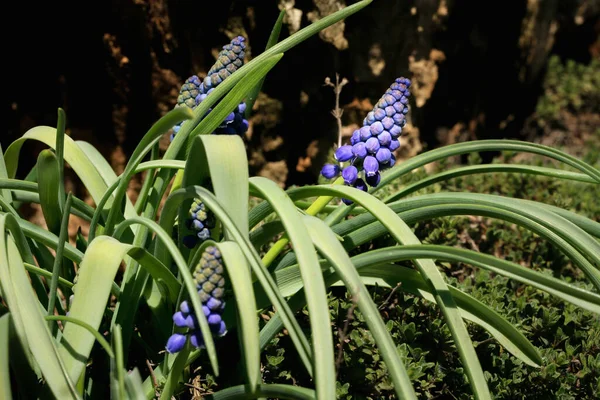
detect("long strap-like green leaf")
(278, 185), (492, 399)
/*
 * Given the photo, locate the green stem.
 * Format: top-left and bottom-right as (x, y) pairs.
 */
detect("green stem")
(47, 193), (73, 325)
(261, 177), (343, 267)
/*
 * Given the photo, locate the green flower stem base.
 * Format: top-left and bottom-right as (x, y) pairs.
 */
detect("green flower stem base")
(262, 177), (343, 267)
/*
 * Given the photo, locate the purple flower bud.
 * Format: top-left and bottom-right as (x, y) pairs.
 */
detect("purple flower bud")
(397, 77), (410, 85)
(376, 148), (392, 164)
(366, 172), (381, 187)
(335, 145), (354, 162)
(342, 198), (354, 205)
(385, 106), (396, 117)
(203, 305), (211, 317)
(350, 130), (361, 145)
(374, 109), (386, 120)
(389, 139), (400, 151)
(389, 154), (396, 167)
(363, 156), (379, 177)
(354, 178), (368, 192)
(186, 314), (198, 329)
(381, 117), (394, 130)
(370, 121), (384, 135)
(393, 102), (405, 113)
(224, 112), (235, 122)
(173, 312), (188, 327)
(400, 97), (409, 105)
(392, 113), (405, 125)
(342, 166), (358, 185)
(197, 228), (211, 241)
(208, 314), (222, 325)
(377, 131), (392, 147)
(191, 220), (204, 231)
(206, 297), (223, 311)
(365, 137), (380, 154)
(238, 102), (247, 114)
(352, 142), (367, 159)
(359, 126), (371, 141)
(365, 111), (376, 124)
(166, 333), (187, 353)
(383, 94), (395, 106)
(321, 164), (340, 179)
(390, 90), (403, 100)
(389, 125), (402, 138)
(180, 301), (190, 314)
(190, 332), (205, 349)
(196, 93), (208, 103)
(217, 321), (227, 336)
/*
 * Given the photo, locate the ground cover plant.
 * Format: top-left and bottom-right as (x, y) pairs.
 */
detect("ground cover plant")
(1, 1), (599, 399)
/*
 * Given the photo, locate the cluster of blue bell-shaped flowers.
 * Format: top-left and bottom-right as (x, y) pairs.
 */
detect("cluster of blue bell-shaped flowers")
(182, 199), (216, 249)
(166, 246), (227, 353)
(170, 36), (249, 141)
(321, 77), (411, 203)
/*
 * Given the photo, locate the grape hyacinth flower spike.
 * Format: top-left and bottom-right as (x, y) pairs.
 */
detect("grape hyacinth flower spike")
(166, 246), (228, 354)
(320, 77), (411, 203)
(170, 75), (202, 141)
(182, 199), (216, 249)
(170, 36), (249, 141)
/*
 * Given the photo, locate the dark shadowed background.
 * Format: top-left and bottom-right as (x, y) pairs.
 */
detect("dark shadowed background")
(5, 0), (599, 188)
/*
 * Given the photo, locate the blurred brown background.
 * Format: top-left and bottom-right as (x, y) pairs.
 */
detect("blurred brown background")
(5, 0), (600, 188)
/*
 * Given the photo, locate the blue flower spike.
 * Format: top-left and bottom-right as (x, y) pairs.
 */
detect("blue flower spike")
(183, 199), (215, 249)
(170, 36), (249, 141)
(166, 246), (228, 354)
(320, 77), (411, 204)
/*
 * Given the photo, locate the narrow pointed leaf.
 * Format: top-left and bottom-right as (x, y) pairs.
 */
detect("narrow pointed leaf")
(4, 127), (138, 232)
(0, 215), (79, 399)
(55, 108), (67, 208)
(58, 236), (129, 382)
(302, 215), (417, 399)
(208, 384), (316, 400)
(0, 144), (12, 203)
(0, 314), (13, 400)
(354, 264), (542, 367)
(281, 184), (492, 399)
(215, 241), (261, 391)
(245, 10), (286, 117)
(250, 177), (335, 398)
(383, 163), (597, 203)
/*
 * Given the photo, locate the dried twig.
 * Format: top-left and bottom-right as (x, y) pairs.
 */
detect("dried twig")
(378, 282), (402, 310)
(146, 359), (160, 399)
(324, 74), (349, 148)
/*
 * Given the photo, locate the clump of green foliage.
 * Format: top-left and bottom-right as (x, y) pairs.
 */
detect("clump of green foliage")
(259, 147), (600, 399)
(2, 2), (600, 398)
(536, 55), (600, 127)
